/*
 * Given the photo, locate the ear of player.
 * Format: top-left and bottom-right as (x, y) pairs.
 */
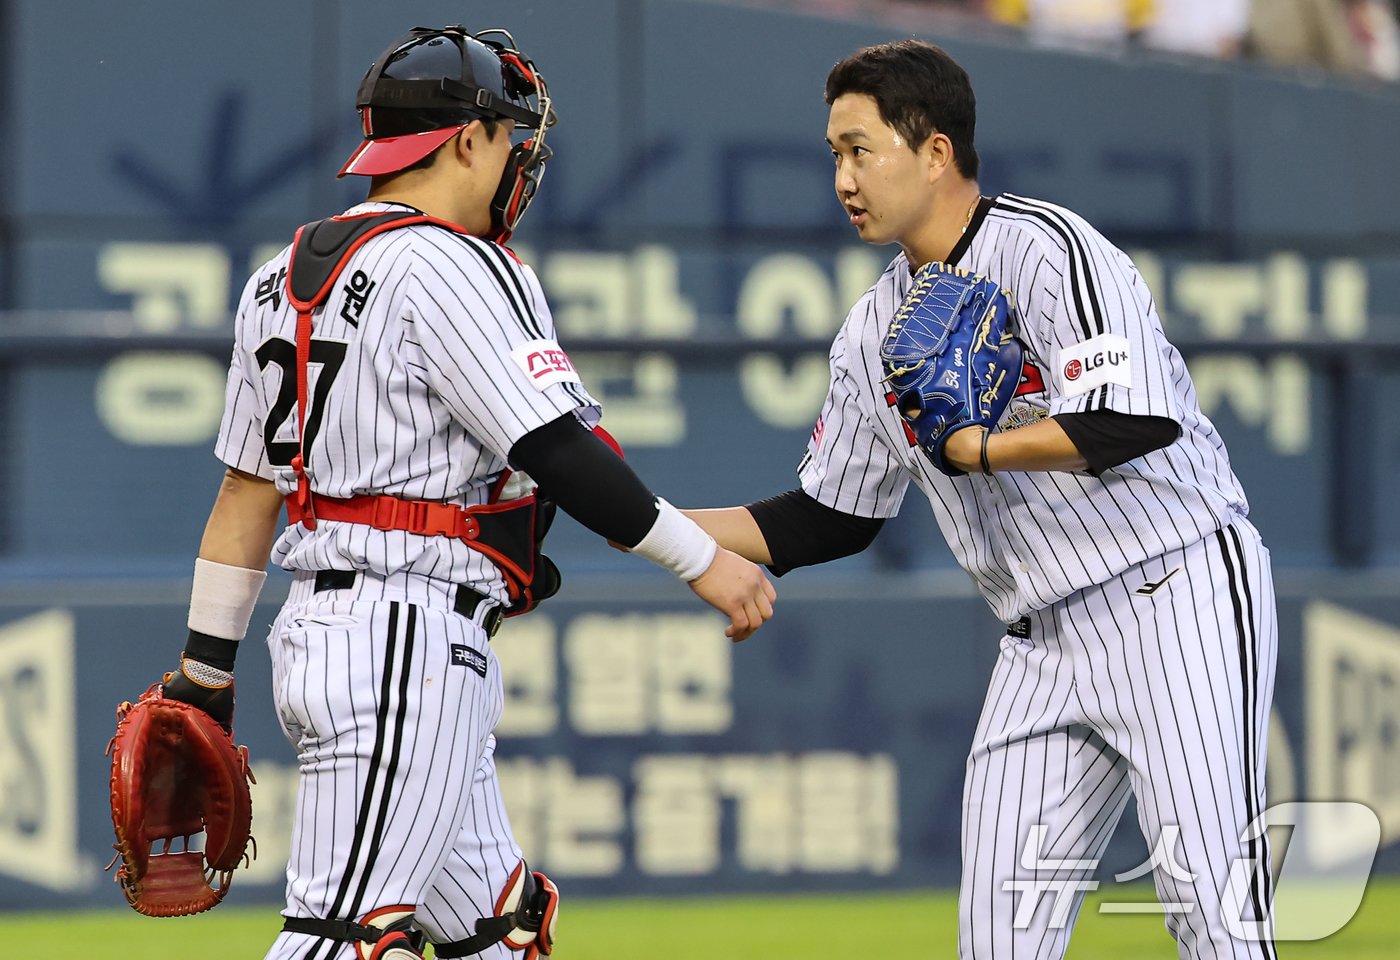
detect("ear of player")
(880, 261), (1023, 476)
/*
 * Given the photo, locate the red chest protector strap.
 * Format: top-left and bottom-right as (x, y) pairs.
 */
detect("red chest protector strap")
(284, 211), (460, 522)
(282, 212), (541, 603)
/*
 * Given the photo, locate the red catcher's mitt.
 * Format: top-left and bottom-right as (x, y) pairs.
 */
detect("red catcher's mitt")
(106, 683), (256, 916)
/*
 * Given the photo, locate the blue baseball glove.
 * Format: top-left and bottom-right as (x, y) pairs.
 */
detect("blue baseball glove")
(880, 262), (1024, 476)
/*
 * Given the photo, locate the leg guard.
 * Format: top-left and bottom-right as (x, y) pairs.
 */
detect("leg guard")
(434, 860), (559, 959)
(282, 905), (428, 960)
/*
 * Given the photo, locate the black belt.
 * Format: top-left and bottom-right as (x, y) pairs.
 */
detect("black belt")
(312, 570), (504, 638)
(1006, 616), (1032, 639)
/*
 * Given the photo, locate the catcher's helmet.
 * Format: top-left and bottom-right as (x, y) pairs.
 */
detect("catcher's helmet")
(339, 25), (555, 241)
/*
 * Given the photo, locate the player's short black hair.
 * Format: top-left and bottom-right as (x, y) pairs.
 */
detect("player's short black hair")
(825, 40), (979, 180)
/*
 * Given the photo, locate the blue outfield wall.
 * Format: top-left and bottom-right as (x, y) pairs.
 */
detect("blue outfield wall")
(0, 574), (1396, 909)
(10, 0), (1400, 251)
(4, 344), (1400, 574)
(2, 0), (1400, 913)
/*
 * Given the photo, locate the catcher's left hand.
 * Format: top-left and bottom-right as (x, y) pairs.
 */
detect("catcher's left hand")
(106, 683), (255, 916)
(160, 655), (236, 731)
(881, 261), (1023, 476)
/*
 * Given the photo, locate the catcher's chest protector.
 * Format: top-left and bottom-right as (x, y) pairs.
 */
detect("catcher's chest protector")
(282, 213), (553, 614)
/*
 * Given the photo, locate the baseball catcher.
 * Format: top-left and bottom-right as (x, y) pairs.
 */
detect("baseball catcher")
(880, 261), (1023, 476)
(106, 663), (255, 916)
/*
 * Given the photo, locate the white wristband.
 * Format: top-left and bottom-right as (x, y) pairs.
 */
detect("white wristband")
(188, 558), (268, 641)
(631, 499), (718, 582)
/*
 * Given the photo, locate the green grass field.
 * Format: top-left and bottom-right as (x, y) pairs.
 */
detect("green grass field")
(18, 880), (1399, 958)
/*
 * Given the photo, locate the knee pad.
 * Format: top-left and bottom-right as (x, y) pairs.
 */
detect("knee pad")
(358, 907), (428, 960)
(495, 860), (559, 957)
(281, 905), (427, 960)
(433, 859), (560, 959)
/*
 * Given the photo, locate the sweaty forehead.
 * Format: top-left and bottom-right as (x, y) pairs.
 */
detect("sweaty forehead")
(826, 92), (890, 142)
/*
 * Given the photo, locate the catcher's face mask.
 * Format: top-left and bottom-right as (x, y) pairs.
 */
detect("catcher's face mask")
(339, 25), (556, 243)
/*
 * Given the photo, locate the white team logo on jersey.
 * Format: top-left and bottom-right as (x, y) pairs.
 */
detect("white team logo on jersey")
(511, 339), (582, 390)
(1056, 334), (1132, 398)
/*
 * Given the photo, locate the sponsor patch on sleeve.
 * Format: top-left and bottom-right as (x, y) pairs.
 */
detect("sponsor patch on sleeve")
(511, 339), (582, 390)
(1055, 334), (1132, 398)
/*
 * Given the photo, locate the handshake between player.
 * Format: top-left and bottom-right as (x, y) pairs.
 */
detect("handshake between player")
(689, 544), (777, 643)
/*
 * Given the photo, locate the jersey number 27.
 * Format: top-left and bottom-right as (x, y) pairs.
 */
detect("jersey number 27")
(255, 336), (347, 467)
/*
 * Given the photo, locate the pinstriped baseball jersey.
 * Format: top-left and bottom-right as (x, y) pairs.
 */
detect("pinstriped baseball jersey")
(800, 193), (1247, 623)
(216, 201), (598, 604)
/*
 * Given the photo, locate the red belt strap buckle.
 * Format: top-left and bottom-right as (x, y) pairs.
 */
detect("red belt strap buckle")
(285, 493), (486, 540)
(420, 500), (466, 538)
(368, 496), (409, 532)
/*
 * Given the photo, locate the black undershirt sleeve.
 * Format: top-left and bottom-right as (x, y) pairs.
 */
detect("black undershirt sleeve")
(1052, 410), (1180, 476)
(510, 411), (1172, 562)
(745, 489), (884, 576)
(743, 412), (1178, 572)
(508, 413), (658, 548)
